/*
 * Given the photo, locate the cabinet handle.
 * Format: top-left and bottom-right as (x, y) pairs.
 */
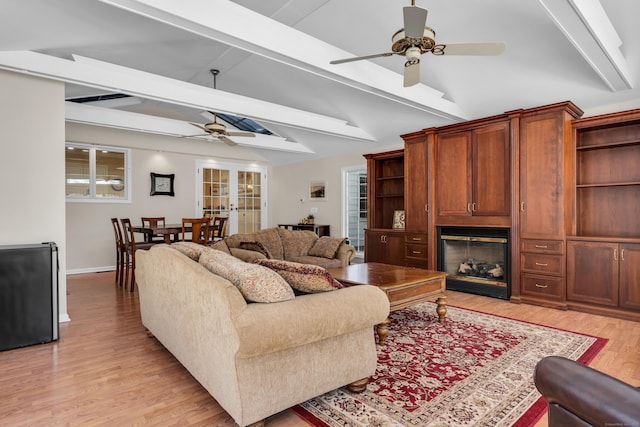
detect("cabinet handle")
(472, 202), (477, 212)
(521, 202), (525, 212)
(535, 283), (548, 288)
(412, 251), (422, 255)
(411, 237), (422, 241)
(535, 262), (548, 267)
(614, 248), (617, 261)
(534, 245), (548, 249)
(467, 203), (472, 213)
(621, 249), (625, 261)
(425, 204), (429, 212)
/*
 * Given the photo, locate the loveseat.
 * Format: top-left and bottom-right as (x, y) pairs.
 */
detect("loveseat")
(224, 226), (355, 268)
(135, 244), (389, 427)
(534, 356), (640, 426)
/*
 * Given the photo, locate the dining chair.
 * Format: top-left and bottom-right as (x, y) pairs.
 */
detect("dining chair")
(181, 217), (211, 245)
(140, 216), (166, 243)
(210, 216), (228, 241)
(121, 218), (155, 292)
(110, 218), (126, 288)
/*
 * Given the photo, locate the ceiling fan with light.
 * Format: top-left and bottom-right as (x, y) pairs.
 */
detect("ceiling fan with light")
(330, 0), (506, 87)
(186, 112), (256, 146)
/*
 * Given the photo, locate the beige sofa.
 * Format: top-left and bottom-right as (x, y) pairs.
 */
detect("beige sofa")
(135, 244), (389, 427)
(225, 227), (355, 268)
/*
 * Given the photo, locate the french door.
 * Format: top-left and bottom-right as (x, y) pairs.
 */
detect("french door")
(196, 160), (267, 236)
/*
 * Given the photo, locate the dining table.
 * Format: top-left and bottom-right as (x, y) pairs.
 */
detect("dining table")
(131, 223), (191, 244)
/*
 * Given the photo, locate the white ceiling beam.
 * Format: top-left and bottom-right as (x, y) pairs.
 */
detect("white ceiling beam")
(98, 0), (468, 121)
(539, 0), (633, 91)
(65, 102), (315, 154)
(0, 50), (373, 142)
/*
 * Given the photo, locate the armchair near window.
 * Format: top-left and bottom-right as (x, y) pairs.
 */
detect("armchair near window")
(533, 356), (640, 427)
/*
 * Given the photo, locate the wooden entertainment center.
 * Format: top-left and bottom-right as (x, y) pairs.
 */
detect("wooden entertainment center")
(364, 101), (640, 321)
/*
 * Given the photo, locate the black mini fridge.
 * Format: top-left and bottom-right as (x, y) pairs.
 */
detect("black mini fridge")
(0, 242), (59, 351)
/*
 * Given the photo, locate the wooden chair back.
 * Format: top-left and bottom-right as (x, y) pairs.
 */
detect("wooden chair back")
(182, 217), (210, 245)
(210, 216), (228, 241)
(141, 216), (166, 243)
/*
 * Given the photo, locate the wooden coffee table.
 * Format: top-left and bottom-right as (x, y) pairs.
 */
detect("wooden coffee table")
(327, 262), (447, 344)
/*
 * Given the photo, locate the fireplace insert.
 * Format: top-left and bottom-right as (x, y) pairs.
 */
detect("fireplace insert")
(437, 227), (510, 299)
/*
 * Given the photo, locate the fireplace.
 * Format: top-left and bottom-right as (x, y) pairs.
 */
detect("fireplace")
(437, 227), (510, 299)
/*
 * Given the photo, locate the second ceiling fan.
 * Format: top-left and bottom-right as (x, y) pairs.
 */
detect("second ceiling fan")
(330, 1), (506, 87)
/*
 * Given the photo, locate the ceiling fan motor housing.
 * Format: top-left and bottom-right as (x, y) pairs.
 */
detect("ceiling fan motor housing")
(204, 122), (227, 134)
(391, 26), (436, 55)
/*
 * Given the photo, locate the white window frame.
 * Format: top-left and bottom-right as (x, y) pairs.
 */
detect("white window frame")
(65, 142), (131, 203)
(342, 165), (367, 258)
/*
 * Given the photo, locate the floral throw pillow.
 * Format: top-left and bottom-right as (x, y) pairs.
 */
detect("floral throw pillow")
(209, 239), (232, 255)
(307, 236), (347, 259)
(199, 248), (294, 303)
(171, 241), (207, 261)
(254, 259), (344, 293)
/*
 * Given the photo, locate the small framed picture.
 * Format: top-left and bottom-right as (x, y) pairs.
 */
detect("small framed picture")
(392, 210), (405, 229)
(150, 172), (175, 196)
(309, 179), (327, 201)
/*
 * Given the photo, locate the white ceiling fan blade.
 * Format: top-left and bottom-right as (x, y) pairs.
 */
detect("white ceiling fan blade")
(403, 62), (421, 87)
(403, 6), (428, 39)
(227, 131), (256, 137)
(189, 122), (208, 132)
(437, 42), (506, 56)
(219, 135), (238, 146)
(330, 52), (394, 65)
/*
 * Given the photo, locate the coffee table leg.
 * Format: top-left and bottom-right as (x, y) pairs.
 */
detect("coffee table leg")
(436, 296), (447, 323)
(376, 318), (389, 345)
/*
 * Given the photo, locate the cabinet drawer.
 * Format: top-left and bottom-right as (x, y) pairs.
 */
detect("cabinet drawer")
(405, 233), (428, 243)
(520, 253), (564, 275)
(521, 239), (563, 254)
(521, 274), (564, 298)
(405, 244), (428, 260)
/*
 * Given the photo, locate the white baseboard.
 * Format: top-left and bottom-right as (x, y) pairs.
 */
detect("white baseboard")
(59, 313), (71, 323)
(67, 266), (115, 275)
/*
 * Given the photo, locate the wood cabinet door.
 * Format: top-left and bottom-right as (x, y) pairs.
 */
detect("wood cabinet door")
(404, 137), (430, 231)
(619, 243), (640, 310)
(567, 241), (619, 306)
(519, 113), (566, 238)
(385, 233), (406, 266)
(435, 132), (471, 217)
(364, 230), (385, 263)
(472, 122), (510, 216)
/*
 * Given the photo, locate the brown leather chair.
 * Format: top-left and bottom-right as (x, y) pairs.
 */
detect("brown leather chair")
(534, 356), (640, 426)
(181, 217), (210, 245)
(210, 216), (228, 241)
(140, 216), (166, 243)
(110, 218), (126, 288)
(121, 218), (155, 292)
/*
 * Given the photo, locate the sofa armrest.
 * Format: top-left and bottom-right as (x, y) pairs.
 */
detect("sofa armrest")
(534, 356), (640, 427)
(229, 247), (267, 263)
(234, 285), (389, 358)
(336, 244), (356, 266)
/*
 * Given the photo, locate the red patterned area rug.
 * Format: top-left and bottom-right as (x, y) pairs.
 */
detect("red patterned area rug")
(292, 302), (607, 427)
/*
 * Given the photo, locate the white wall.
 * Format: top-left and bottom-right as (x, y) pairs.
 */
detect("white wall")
(268, 144), (402, 237)
(65, 123), (270, 272)
(0, 70), (68, 321)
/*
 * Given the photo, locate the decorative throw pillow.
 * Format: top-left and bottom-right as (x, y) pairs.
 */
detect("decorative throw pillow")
(209, 239), (231, 255)
(199, 249), (294, 303)
(254, 259), (344, 293)
(170, 241), (207, 261)
(307, 236), (347, 259)
(239, 241), (272, 258)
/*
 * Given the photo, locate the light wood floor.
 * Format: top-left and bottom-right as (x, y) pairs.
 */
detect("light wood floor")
(1, 272), (638, 426)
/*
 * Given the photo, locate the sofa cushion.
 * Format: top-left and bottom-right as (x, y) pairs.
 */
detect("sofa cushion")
(254, 259), (344, 293)
(307, 236), (347, 259)
(170, 241), (207, 261)
(277, 228), (318, 259)
(199, 249), (294, 303)
(287, 255), (344, 269)
(239, 241), (272, 258)
(209, 239), (231, 254)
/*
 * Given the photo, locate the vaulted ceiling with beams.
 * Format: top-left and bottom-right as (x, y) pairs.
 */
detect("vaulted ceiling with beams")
(1, 0), (638, 165)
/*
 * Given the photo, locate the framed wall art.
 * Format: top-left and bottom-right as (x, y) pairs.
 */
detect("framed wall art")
(392, 210), (405, 229)
(150, 172), (175, 196)
(309, 179), (327, 201)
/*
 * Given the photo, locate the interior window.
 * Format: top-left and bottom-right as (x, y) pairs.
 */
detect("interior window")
(65, 143), (129, 202)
